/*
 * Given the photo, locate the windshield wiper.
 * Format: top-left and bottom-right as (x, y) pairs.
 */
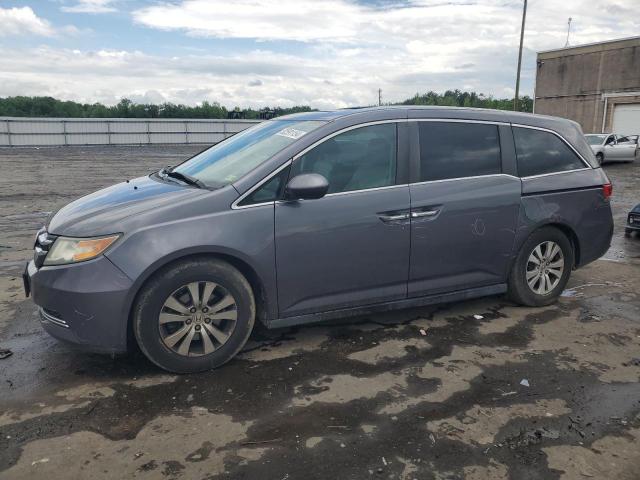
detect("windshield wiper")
(159, 166), (206, 189)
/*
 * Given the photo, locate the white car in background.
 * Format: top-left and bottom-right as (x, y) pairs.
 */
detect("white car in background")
(585, 134), (637, 164)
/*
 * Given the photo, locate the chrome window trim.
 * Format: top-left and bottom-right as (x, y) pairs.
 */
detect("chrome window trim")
(231, 160), (292, 210)
(323, 183), (408, 198)
(413, 118), (510, 126)
(520, 167), (592, 180)
(511, 123), (593, 170)
(410, 173), (519, 187)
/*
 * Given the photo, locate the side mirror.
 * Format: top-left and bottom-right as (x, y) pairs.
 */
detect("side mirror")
(284, 173), (329, 200)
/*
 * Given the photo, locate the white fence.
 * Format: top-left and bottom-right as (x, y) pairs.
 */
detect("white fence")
(0, 117), (260, 147)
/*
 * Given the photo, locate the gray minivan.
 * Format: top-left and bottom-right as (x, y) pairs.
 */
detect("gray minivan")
(25, 107), (614, 373)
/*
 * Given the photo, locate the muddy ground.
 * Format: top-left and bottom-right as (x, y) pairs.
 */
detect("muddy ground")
(0, 145), (639, 480)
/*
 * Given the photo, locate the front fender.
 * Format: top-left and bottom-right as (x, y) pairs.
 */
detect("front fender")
(106, 203), (278, 326)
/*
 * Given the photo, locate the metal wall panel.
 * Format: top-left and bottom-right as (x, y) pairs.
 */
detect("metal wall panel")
(187, 133), (226, 143)
(187, 121), (230, 132)
(149, 133), (187, 144)
(110, 133), (148, 144)
(67, 133), (110, 145)
(149, 121), (186, 133)
(226, 122), (253, 133)
(0, 117), (260, 146)
(65, 121), (109, 133)
(11, 121), (64, 134)
(11, 134), (64, 146)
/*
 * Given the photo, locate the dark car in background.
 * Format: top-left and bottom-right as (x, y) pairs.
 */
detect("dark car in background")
(25, 107), (614, 373)
(627, 204), (640, 237)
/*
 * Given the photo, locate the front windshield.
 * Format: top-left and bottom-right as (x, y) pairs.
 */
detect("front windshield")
(585, 135), (606, 146)
(172, 120), (325, 187)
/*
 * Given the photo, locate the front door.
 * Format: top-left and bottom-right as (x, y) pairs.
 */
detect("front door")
(275, 122), (411, 318)
(609, 136), (637, 161)
(408, 120), (520, 297)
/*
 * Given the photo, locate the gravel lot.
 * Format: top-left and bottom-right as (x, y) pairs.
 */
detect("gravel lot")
(1, 145), (639, 480)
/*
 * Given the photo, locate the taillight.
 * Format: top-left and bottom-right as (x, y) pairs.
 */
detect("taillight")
(603, 183), (612, 199)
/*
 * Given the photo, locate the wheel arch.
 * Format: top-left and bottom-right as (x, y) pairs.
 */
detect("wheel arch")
(511, 221), (581, 274)
(123, 249), (272, 351)
(546, 222), (580, 267)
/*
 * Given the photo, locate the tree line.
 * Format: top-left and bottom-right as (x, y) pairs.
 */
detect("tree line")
(0, 90), (533, 119)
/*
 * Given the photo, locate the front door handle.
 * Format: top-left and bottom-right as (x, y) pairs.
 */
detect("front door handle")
(411, 209), (439, 218)
(378, 213), (410, 222)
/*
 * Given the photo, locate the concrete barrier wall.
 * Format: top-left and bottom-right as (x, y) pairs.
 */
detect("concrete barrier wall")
(0, 117), (261, 147)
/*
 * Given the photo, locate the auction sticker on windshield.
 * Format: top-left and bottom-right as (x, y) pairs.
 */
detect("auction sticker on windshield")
(276, 127), (308, 140)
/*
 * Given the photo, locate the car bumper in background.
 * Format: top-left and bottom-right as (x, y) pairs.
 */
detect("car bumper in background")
(627, 214), (640, 231)
(26, 256), (134, 354)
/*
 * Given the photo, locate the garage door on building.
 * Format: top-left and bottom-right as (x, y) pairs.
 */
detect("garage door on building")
(612, 104), (640, 135)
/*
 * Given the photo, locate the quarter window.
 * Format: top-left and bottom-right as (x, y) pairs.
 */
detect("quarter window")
(292, 123), (397, 194)
(418, 122), (501, 181)
(513, 127), (586, 177)
(238, 166), (290, 206)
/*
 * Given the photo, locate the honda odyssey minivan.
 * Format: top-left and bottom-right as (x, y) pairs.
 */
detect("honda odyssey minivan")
(24, 107), (614, 373)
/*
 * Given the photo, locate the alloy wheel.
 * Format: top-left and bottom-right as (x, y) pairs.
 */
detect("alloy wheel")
(525, 241), (565, 295)
(158, 281), (237, 356)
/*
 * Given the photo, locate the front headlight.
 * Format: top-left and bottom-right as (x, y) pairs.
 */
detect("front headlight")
(44, 235), (120, 266)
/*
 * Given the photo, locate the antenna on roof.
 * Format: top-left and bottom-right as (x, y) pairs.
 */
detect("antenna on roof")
(565, 17), (572, 47)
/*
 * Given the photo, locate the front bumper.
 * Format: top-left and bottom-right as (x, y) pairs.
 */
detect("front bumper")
(26, 256), (134, 354)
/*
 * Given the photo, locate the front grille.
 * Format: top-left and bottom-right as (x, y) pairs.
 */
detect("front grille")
(40, 307), (69, 328)
(33, 227), (57, 268)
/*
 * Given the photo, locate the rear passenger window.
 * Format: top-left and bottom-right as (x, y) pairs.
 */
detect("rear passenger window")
(513, 127), (586, 177)
(418, 122), (501, 181)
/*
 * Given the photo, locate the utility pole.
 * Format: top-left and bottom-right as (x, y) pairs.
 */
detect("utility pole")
(514, 0), (527, 111)
(378, 88), (382, 106)
(564, 17), (572, 47)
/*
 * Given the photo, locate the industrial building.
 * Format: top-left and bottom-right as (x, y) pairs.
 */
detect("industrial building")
(534, 36), (640, 134)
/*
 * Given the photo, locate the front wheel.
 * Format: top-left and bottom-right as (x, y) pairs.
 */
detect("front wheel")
(596, 152), (604, 165)
(133, 258), (255, 373)
(507, 227), (574, 307)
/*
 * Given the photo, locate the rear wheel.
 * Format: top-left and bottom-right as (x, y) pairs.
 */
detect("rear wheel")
(508, 227), (574, 307)
(133, 258), (255, 373)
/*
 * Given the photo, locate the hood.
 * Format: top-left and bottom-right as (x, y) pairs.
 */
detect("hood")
(48, 175), (208, 236)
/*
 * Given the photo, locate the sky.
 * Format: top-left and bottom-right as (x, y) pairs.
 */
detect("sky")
(0, 0), (638, 110)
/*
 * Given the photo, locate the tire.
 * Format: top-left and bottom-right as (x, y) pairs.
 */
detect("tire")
(133, 258), (255, 373)
(507, 227), (574, 307)
(596, 153), (604, 165)
(626, 229), (632, 237)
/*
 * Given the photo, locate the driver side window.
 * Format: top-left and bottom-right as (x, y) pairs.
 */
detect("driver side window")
(291, 123), (397, 194)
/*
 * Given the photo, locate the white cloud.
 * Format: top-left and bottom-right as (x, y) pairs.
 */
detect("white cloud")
(62, 0), (117, 14)
(0, 6), (56, 36)
(133, 0), (361, 42)
(1, 1), (638, 108)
